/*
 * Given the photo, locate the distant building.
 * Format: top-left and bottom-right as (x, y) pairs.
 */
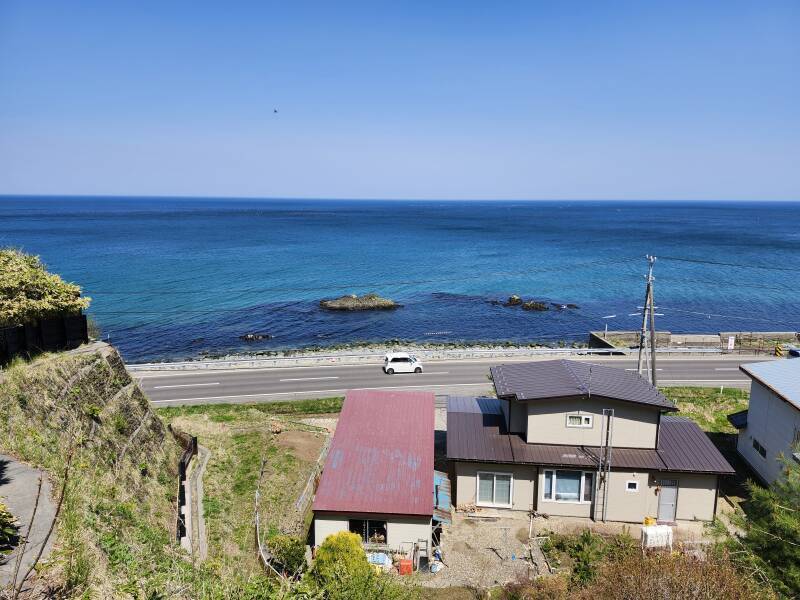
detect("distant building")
(448, 360), (734, 523)
(729, 359), (800, 484)
(312, 389), (436, 557)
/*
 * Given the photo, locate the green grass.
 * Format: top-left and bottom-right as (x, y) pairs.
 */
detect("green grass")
(660, 386), (749, 433)
(156, 396), (343, 421)
(164, 404), (329, 580)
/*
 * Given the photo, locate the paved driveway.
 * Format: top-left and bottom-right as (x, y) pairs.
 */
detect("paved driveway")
(0, 455), (57, 590)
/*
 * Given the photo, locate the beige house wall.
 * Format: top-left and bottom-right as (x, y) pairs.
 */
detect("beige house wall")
(454, 461), (535, 511)
(453, 462), (719, 523)
(526, 397), (660, 448)
(313, 512), (432, 554)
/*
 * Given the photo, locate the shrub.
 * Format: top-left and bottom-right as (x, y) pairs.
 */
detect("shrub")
(311, 531), (370, 584)
(736, 454), (800, 597)
(0, 499), (20, 553)
(0, 248), (91, 326)
(497, 575), (570, 599)
(268, 534), (307, 575)
(576, 550), (774, 600)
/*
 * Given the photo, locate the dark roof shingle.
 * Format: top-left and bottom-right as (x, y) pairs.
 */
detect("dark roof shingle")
(448, 398), (733, 475)
(490, 360), (676, 411)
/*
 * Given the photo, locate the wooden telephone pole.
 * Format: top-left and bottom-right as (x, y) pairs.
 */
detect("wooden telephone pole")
(636, 255), (658, 385)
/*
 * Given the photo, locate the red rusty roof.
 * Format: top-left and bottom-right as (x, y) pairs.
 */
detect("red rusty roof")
(312, 389), (435, 517)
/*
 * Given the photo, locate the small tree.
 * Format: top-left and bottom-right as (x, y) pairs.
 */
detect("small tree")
(268, 534), (307, 575)
(739, 454), (800, 597)
(0, 248), (91, 327)
(310, 531), (370, 585)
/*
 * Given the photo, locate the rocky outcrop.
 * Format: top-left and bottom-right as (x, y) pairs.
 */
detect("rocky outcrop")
(319, 294), (398, 311)
(505, 295), (523, 306)
(522, 301), (549, 311)
(239, 333), (272, 342)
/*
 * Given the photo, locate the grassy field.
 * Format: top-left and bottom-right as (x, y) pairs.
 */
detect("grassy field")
(661, 386), (749, 433)
(157, 398), (341, 581)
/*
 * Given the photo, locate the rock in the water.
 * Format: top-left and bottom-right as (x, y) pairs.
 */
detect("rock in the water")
(240, 333), (272, 342)
(522, 301), (549, 311)
(505, 295), (523, 306)
(319, 293), (398, 311)
(566, 303), (579, 309)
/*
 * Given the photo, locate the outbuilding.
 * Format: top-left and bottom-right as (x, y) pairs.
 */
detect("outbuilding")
(312, 389), (435, 557)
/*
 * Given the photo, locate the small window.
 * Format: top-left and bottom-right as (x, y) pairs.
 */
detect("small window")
(566, 414), (593, 428)
(348, 519), (387, 544)
(626, 480), (639, 493)
(753, 439), (767, 458)
(477, 472), (513, 507)
(583, 472), (594, 502)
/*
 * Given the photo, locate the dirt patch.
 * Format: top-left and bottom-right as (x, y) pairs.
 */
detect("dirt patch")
(274, 429), (326, 463)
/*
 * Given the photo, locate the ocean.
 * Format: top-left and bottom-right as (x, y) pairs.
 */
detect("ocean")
(1, 197), (798, 363)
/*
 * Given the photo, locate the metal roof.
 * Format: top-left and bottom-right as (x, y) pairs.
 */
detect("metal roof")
(658, 416), (735, 474)
(447, 398), (733, 474)
(491, 360), (676, 411)
(727, 409), (748, 430)
(740, 360), (800, 411)
(313, 389), (434, 516)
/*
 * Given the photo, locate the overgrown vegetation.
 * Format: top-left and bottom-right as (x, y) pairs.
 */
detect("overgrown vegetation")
(0, 498), (19, 556)
(522, 530), (773, 600)
(158, 396), (343, 421)
(0, 249), (90, 326)
(303, 531), (416, 599)
(159, 400), (331, 583)
(540, 530), (637, 586)
(724, 455), (800, 598)
(661, 386), (749, 433)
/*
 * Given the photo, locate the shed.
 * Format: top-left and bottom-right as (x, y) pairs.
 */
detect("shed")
(312, 389), (435, 555)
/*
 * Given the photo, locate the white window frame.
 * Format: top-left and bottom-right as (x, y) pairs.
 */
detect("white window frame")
(476, 471), (514, 508)
(565, 414), (593, 428)
(542, 469), (594, 504)
(625, 480), (639, 493)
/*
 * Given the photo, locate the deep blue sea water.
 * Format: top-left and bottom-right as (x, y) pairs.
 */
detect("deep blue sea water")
(1, 197), (798, 362)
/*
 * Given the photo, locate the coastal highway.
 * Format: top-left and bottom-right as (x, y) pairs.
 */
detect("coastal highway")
(133, 355), (766, 407)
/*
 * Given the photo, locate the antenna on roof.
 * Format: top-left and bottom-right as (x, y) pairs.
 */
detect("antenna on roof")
(587, 364), (592, 400)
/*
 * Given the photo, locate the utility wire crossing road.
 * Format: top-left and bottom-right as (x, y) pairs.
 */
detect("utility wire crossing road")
(134, 355), (762, 407)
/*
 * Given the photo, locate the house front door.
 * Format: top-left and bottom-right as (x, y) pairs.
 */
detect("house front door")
(657, 480), (678, 523)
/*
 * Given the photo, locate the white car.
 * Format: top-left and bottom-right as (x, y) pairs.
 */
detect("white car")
(383, 352), (423, 374)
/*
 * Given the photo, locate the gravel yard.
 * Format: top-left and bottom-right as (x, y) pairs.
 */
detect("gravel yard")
(419, 512), (547, 589)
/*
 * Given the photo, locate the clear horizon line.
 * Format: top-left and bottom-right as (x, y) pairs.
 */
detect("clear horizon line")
(1, 193), (799, 203)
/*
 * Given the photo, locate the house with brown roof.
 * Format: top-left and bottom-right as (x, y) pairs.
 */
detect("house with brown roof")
(312, 389), (437, 557)
(448, 360), (735, 523)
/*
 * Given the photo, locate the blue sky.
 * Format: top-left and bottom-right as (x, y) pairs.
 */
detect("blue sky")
(0, 1), (798, 200)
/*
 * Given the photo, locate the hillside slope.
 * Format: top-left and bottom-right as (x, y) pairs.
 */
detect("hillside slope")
(0, 343), (190, 598)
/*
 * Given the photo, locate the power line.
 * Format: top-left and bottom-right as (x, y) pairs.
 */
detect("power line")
(78, 257), (641, 295)
(660, 256), (800, 273)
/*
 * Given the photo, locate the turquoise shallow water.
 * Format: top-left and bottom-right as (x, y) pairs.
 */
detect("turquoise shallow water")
(1, 197), (798, 362)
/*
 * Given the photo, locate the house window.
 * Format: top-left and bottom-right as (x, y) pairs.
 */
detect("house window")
(348, 519), (387, 544)
(566, 414), (593, 428)
(753, 438), (767, 458)
(626, 480), (639, 493)
(476, 472), (513, 507)
(542, 470), (594, 503)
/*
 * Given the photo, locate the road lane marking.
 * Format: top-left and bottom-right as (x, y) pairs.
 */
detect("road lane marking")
(625, 368), (662, 371)
(147, 382), (491, 404)
(153, 382), (220, 389)
(279, 376), (340, 382)
(421, 372), (449, 375)
(659, 379), (745, 383)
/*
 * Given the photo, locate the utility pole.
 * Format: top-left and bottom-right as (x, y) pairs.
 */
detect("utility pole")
(636, 255), (658, 384)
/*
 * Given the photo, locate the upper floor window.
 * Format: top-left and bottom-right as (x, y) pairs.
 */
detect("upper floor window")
(543, 469), (594, 503)
(753, 438), (767, 458)
(566, 414), (593, 428)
